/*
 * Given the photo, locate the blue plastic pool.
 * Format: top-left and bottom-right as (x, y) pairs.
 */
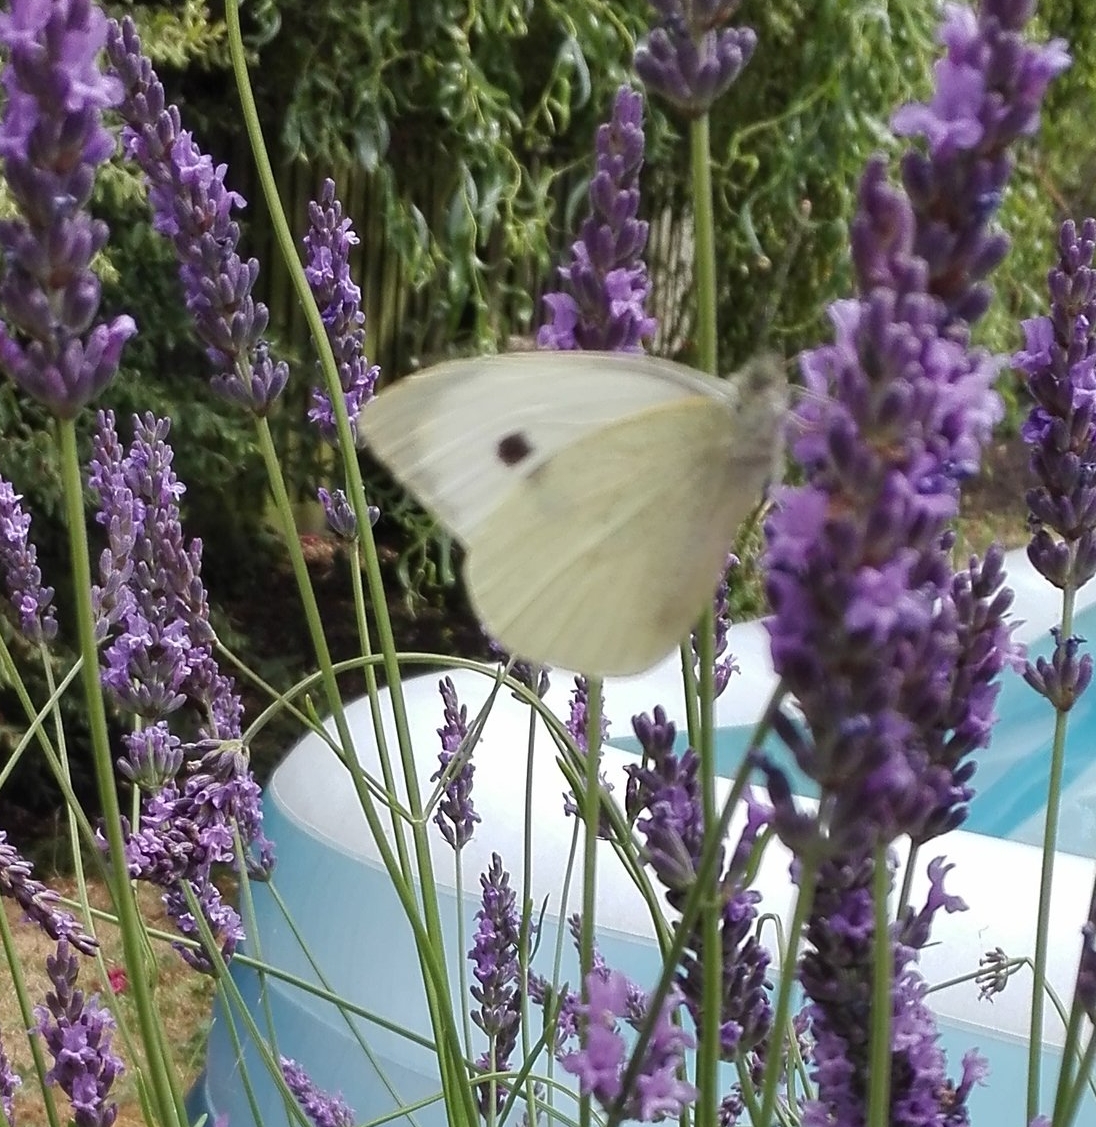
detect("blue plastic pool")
(607, 599), (1096, 855)
(187, 551), (1096, 1126)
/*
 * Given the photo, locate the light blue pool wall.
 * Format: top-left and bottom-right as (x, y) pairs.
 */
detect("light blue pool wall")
(194, 790), (1083, 1127)
(191, 554), (1096, 1125)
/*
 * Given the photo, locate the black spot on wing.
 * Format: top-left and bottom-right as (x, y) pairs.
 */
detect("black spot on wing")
(497, 431), (534, 466)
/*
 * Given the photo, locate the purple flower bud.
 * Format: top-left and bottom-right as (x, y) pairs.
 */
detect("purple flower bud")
(317, 486), (375, 541)
(116, 721), (185, 790)
(35, 940), (123, 1127)
(1023, 627), (1094, 710)
(0, 831), (97, 955)
(762, 2), (1063, 1120)
(800, 855), (983, 1127)
(560, 676), (616, 833)
(891, 4), (1069, 329)
(897, 856), (969, 951)
(1077, 878), (1096, 1020)
(116, 723), (272, 966)
(0, 0), (136, 416)
(280, 1058), (355, 1127)
(625, 709), (772, 1057)
(635, 12), (756, 118)
(488, 638), (551, 697)
(538, 87), (657, 352)
(163, 880), (244, 974)
(211, 339), (289, 415)
(1017, 217), (1096, 595)
(88, 411), (241, 733)
(692, 554), (740, 697)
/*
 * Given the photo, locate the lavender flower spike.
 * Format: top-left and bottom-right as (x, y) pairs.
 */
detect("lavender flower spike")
(431, 676), (480, 849)
(561, 970), (696, 1122)
(0, 0), (136, 417)
(468, 853), (521, 1118)
(1076, 876), (1096, 1021)
(280, 1058), (356, 1127)
(318, 486), (377, 541)
(305, 179), (380, 446)
(761, 2), (1064, 1122)
(88, 411), (242, 735)
(35, 940), (124, 1127)
(0, 1032), (18, 1126)
(635, 1), (757, 118)
(626, 709), (773, 1057)
(538, 86), (657, 352)
(0, 476), (57, 643)
(1, 830), (97, 954)
(104, 17), (287, 413)
(1016, 218), (1096, 594)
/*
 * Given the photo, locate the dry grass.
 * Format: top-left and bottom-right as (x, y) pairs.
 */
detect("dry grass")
(2, 879), (214, 1127)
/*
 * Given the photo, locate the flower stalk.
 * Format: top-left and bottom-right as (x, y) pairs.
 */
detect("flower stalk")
(222, 4), (475, 1121)
(1016, 215), (1096, 1119)
(58, 420), (184, 1127)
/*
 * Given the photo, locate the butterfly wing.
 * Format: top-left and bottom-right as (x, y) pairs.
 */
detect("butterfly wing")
(358, 352), (729, 541)
(463, 392), (779, 676)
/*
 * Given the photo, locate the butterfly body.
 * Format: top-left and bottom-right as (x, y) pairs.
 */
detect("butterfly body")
(360, 351), (786, 676)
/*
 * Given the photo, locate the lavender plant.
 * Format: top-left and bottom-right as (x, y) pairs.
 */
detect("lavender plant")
(0, 477), (56, 646)
(759, 3), (1066, 1122)
(105, 16), (288, 414)
(538, 85), (657, 353)
(1015, 215), (1096, 1122)
(279, 1057), (356, 1127)
(0, 1035), (17, 1127)
(0, 2), (1086, 1127)
(304, 177), (379, 448)
(35, 940), (124, 1127)
(0, 0), (135, 418)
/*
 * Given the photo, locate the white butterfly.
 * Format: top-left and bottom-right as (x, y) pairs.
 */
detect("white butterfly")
(359, 351), (787, 677)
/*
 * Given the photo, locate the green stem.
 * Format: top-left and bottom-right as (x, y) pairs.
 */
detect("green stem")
(252, 419), (469, 1111)
(756, 855), (818, 1127)
(347, 541), (416, 883)
(867, 847), (893, 1127)
(1053, 978), (1089, 1124)
(607, 685), (787, 1127)
(694, 608), (721, 1124)
(679, 640), (701, 752)
(57, 419), (183, 1127)
(0, 899), (63, 1127)
(1060, 1030), (1096, 1127)
(224, 13), (472, 1116)
(897, 841), (920, 917)
(690, 112), (718, 376)
(578, 676), (604, 1127)
(1028, 580), (1076, 1122)
(690, 105), (722, 1127)
(519, 703), (542, 1123)
(455, 857), (474, 1061)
